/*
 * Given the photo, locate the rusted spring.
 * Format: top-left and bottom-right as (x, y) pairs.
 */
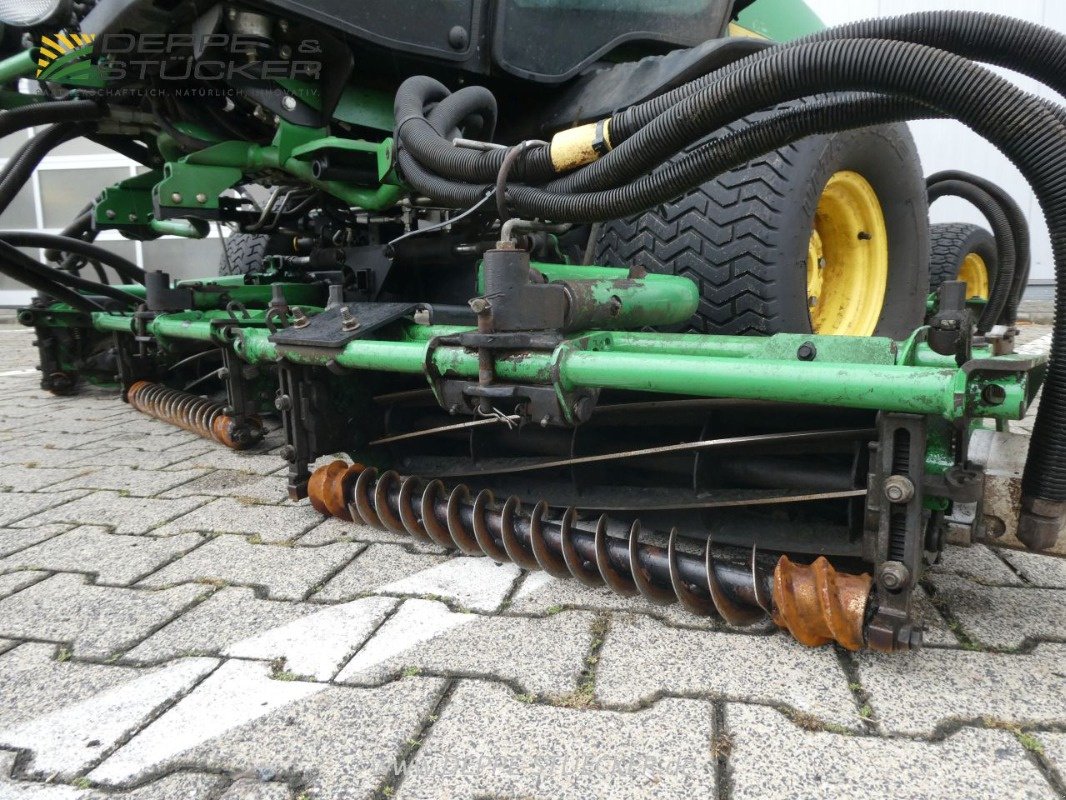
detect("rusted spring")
(126, 381), (263, 450)
(308, 461), (875, 650)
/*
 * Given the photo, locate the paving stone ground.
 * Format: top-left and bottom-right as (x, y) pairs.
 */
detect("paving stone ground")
(0, 325), (1064, 799)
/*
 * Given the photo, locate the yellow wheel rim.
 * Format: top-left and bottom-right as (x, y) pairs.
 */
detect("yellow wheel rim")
(957, 252), (990, 300)
(806, 170), (889, 336)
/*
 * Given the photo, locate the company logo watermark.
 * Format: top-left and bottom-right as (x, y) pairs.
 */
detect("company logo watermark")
(35, 32), (322, 94)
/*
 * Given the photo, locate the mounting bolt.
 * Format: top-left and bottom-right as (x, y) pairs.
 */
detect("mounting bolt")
(105, 209), (116, 220)
(981, 384), (1007, 406)
(468, 297), (492, 315)
(217, 367), (230, 380)
(195, 193), (208, 204)
(340, 306), (360, 332)
(281, 95), (297, 112)
(170, 192), (183, 204)
(274, 394), (292, 412)
(128, 213), (138, 222)
(291, 307), (311, 329)
(883, 475), (915, 504)
(807, 295), (818, 308)
(280, 445), (296, 462)
(879, 561), (911, 592)
(278, 45), (292, 60)
(796, 342), (817, 361)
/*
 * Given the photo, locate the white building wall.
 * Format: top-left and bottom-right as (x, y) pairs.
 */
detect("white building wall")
(806, 0), (1060, 282)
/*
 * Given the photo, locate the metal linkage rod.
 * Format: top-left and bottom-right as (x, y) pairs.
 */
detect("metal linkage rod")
(307, 461), (878, 650)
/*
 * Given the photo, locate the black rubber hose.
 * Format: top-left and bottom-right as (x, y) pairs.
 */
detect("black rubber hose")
(399, 93), (939, 211)
(0, 241), (139, 307)
(425, 85), (498, 143)
(394, 76), (553, 184)
(927, 180), (1016, 333)
(609, 11), (1066, 145)
(0, 124), (81, 216)
(928, 170), (1031, 325)
(45, 204), (94, 263)
(0, 231), (146, 285)
(0, 247), (105, 312)
(0, 99), (102, 140)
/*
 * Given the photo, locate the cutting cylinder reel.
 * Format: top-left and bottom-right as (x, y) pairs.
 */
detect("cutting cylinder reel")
(308, 460), (873, 651)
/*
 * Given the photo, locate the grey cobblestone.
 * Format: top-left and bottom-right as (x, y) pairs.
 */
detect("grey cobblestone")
(999, 549), (1066, 588)
(336, 599), (594, 695)
(298, 516), (449, 554)
(0, 570), (48, 598)
(0, 466), (91, 492)
(397, 680), (716, 800)
(932, 543), (1023, 585)
(0, 524), (70, 557)
(726, 704), (1056, 800)
(223, 596), (396, 680)
(511, 570), (754, 630)
(0, 642), (142, 731)
(29, 492), (208, 535)
(218, 779), (292, 799)
(138, 536), (361, 600)
(856, 644), (1066, 735)
(928, 573), (1066, 649)
(1042, 732), (1066, 788)
(125, 586), (316, 663)
(164, 447), (292, 475)
(1, 658), (217, 779)
(89, 662), (446, 800)
(0, 527), (204, 585)
(0, 491), (87, 526)
(0, 574), (206, 658)
(151, 498), (320, 542)
(158, 470), (287, 503)
(596, 614), (858, 729)
(50, 466), (210, 497)
(314, 544), (450, 601)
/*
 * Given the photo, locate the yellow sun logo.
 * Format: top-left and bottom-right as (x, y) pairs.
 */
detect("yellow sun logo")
(36, 32), (97, 79)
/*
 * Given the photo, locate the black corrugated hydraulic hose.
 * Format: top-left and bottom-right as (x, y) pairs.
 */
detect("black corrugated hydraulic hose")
(609, 12), (1066, 145)
(0, 99), (102, 140)
(0, 241), (139, 308)
(0, 231), (147, 285)
(928, 170), (1032, 325)
(394, 76), (553, 184)
(927, 179), (1016, 333)
(0, 245), (105, 312)
(0, 124), (82, 216)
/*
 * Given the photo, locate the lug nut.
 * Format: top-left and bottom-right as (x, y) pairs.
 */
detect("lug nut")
(883, 475), (915, 504)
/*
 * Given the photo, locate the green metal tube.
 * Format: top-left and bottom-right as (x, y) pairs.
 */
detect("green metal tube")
(93, 315), (1027, 420)
(559, 350), (969, 416)
(0, 50), (36, 85)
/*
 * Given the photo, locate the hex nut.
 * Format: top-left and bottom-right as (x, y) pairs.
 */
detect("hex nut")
(883, 475), (915, 504)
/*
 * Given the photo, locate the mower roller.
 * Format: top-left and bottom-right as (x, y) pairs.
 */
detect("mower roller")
(0, 1), (1061, 652)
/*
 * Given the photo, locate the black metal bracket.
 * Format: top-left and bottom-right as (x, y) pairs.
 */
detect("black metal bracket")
(270, 302), (416, 350)
(864, 413), (928, 651)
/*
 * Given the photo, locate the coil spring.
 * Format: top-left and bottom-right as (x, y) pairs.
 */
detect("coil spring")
(308, 461), (874, 650)
(126, 381), (263, 450)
